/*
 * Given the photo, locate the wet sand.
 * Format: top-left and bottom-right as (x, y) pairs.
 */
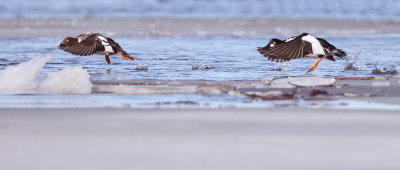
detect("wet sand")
(1, 108), (400, 170)
(1, 18), (400, 38)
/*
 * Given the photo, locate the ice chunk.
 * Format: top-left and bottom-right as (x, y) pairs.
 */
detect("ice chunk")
(199, 87), (225, 96)
(0, 55), (92, 94)
(261, 76), (275, 85)
(269, 78), (295, 88)
(288, 77), (336, 87)
(95, 85), (197, 94)
(0, 55), (51, 93)
(247, 90), (283, 97)
(39, 67), (92, 94)
(372, 81), (391, 87)
(269, 76), (336, 88)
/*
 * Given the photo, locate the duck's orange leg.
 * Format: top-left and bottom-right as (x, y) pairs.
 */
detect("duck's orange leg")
(118, 51), (134, 61)
(105, 55), (111, 64)
(306, 58), (323, 73)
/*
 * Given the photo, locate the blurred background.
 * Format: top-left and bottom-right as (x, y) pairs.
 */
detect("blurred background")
(2, 0), (400, 19)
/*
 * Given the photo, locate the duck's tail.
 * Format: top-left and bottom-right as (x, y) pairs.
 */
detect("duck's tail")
(332, 48), (346, 58)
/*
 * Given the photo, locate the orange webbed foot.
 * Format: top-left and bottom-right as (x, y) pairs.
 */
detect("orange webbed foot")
(306, 58), (323, 73)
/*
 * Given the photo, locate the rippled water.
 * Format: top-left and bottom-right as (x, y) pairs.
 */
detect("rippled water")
(0, 35), (399, 81)
(1, 0), (400, 19)
(1, 35), (399, 108)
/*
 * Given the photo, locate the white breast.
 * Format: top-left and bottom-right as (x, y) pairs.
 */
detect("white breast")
(301, 35), (325, 56)
(97, 35), (114, 53)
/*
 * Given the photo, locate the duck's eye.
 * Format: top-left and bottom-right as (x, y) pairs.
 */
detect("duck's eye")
(66, 39), (69, 42)
(271, 41), (276, 45)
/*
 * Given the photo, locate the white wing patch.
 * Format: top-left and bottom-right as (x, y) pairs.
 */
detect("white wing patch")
(97, 35), (114, 53)
(77, 32), (93, 42)
(301, 35), (325, 56)
(285, 37), (295, 42)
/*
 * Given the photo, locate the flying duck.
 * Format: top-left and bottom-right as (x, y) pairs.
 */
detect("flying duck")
(257, 33), (346, 73)
(58, 32), (134, 64)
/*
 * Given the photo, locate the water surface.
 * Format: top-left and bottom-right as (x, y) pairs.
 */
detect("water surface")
(0, 35), (399, 81)
(0, 35), (399, 108)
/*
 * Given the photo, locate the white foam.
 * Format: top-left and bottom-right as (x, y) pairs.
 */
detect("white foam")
(0, 55), (92, 94)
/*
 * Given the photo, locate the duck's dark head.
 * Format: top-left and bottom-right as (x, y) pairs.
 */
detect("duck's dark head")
(268, 39), (284, 48)
(261, 38), (284, 50)
(57, 37), (78, 49)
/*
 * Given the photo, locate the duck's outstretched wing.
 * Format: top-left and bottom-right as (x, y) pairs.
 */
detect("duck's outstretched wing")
(258, 36), (313, 62)
(63, 34), (101, 56)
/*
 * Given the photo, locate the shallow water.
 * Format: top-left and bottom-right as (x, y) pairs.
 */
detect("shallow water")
(0, 35), (399, 81)
(0, 35), (399, 108)
(1, 0), (399, 19)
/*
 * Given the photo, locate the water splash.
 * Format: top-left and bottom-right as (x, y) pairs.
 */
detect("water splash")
(372, 64), (398, 75)
(135, 63), (149, 71)
(192, 63), (214, 70)
(273, 62), (291, 71)
(0, 55), (92, 94)
(344, 51), (365, 71)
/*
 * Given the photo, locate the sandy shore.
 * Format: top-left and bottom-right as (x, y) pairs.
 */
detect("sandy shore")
(1, 18), (400, 38)
(1, 108), (400, 170)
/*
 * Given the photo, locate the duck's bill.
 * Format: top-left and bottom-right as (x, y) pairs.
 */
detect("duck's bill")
(118, 51), (134, 61)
